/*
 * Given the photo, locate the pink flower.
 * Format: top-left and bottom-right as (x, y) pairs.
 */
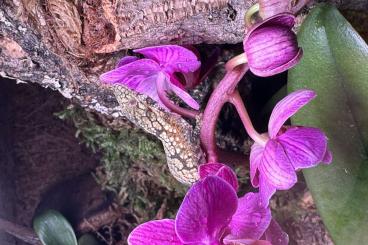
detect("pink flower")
(250, 90), (332, 206)
(243, 13), (302, 77)
(100, 45), (201, 110)
(128, 163), (288, 245)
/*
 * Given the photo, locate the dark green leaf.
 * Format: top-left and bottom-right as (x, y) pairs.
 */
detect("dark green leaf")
(78, 234), (100, 245)
(288, 4), (368, 244)
(33, 210), (77, 245)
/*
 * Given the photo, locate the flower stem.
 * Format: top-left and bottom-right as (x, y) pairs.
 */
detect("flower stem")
(225, 53), (248, 72)
(200, 64), (248, 162)
(244, 3), (260, 28)
(156, 78), (199, 119)
(229, 90), (268, 146)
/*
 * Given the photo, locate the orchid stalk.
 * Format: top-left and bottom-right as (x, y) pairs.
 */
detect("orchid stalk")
(200, 13), (302, 162)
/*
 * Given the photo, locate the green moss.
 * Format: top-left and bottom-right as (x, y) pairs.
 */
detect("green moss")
(55, 105), (186, 225)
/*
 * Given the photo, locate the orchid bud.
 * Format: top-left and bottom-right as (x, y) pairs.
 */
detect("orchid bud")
(243, 13), (302, 77)
(259, 0), (291, 19)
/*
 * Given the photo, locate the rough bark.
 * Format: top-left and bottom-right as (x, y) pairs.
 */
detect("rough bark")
(0, 0), (367, 183)
(1, 0), (365, 114)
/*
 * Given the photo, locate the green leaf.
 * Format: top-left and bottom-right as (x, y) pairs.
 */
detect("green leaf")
(288, 4), (368, 244)
(33, 210), (78, 245)
(78, 234), (100, 245)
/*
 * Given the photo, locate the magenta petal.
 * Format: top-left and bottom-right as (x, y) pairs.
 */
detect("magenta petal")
(277, 127), (330, 170)
(259, 140), (297, 189)
(199, 163), (239, 191)
(128, 219), (183, 245)
(228, 193), (271, 240)
(264, 219), (289, 245)
(116, 56), (139, 68)
(199, 163), (224, 179)
(100, 59), (160, 87)
(245, 27), (301, 77)
(134, 74), (162, 106)
(322, 150), (333, 164)
(268, 90), (316, 138)
(217, 166), (239, 192)
(175, 176), (238, 244)
(244, 14), (301, 77)
(134, 45), (201, 74)
(245, 14), (295, 42)
(169, 82), (200, 110)
(250, 142), (264, 188)
(259, 174), (277, 208)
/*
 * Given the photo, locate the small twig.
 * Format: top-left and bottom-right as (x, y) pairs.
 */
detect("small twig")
(0, 218), (42, 245)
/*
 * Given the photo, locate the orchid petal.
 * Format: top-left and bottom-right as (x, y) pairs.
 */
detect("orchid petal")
(100, 59), (160, 88)
(277, 127), (330, 170)
(258, 174), (277, 208)
(217, 166), (239, 192)
(250, 142), (264, 188)
(223, 235), (272, 245)
(127, 219), (183, 245)
(175, 176), (238, 244)
(228, 193), (271, 240)
(322, 149), (333, 163)
(199, 163), (224, 178)
(134, 45), (201, 74)
(259, 140), (297, 189)
(244, 14), (302, 77)
(116, 56), (139, 68)
(245, 26), (302, 77)
(268, 90), (316, 138)
(169, 82), (200, 110)
(264, 219), (289, 245)
(134, 75), (162, 106)
(199, 163), (239, 191)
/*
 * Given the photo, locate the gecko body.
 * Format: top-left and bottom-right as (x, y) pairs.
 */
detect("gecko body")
(111, 85), (203, 185)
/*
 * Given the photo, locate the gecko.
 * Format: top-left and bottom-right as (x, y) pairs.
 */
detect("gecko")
(111, 84), (204, 185)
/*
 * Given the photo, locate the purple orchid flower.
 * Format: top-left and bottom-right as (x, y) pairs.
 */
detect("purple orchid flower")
(100, 45), (201, 117)
(243, 13), (302, 77)
(250, 90), (332, 206)
(128, 163), (288, 245)
(226, 13), (302, 76)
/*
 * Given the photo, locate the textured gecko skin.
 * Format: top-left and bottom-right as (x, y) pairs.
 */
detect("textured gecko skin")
(111, 85), (202, 185)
